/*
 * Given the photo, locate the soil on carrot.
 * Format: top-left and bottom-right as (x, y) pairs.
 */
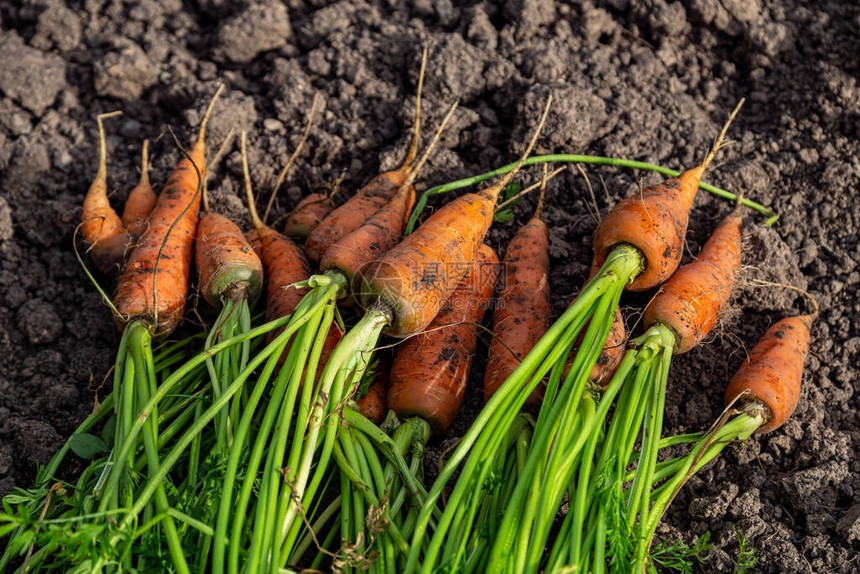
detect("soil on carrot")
(1, 1), (858, 571)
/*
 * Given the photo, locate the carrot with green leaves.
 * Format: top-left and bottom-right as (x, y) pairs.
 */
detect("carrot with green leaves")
(113, 86), (223, 337)
(621, 305), (815, 574)
(242, 97), (459, 574)
(412, 101), (744, 574)
(549, 200), (745, 574)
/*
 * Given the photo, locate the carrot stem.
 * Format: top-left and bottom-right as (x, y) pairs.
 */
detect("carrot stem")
(405, 154), (779, 235)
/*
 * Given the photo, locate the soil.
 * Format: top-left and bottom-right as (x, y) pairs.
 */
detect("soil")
(1, 0), (858, 572)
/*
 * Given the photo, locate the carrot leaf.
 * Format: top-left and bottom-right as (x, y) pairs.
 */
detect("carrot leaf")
(67, 434), (108, 460)
(494, 182), (522, 223)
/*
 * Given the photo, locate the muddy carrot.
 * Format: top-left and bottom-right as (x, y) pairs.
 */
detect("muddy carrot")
(484, 174), (552, 405)
(303, 51), (428, 265)
(196, 212), (263, 307)
(122, 139), (157, 239)
(113, 87), (223, 336)
(591, 100), (745, 291)
(358, 99), (552, 338)
(282, 192), (333, 240)
(239, 131), (310, 326)
(389, 244), (501, 436)
(643, 205), (743, 353)
(81, 111), (130, 275)
(725, 314), (813, 433)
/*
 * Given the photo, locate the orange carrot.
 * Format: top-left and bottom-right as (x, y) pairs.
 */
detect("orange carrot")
(388, 244), (501, 436)
(282, 192), (333, 240)
(591, 100), (744, 291)
(113, 87), (222, 336)
(725, 314), (813, 433)
(122, 139), (157, 239)
(239, 131), (311, 328)
(643, 206), (743, 353)
(196, 212), (263, 307)
(484, 179), (551, 405)
(303, 51), (427, 265)
(81, 111), (131, 275)
(356, 356), (390, 425)
(357, 100), (552, 337)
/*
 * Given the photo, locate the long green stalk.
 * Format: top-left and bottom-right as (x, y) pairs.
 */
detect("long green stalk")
(405, 154), (778, 235)
(408, 244), (643, 574)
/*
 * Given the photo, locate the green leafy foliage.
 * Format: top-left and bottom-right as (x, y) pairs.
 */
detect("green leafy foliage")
(494, 181), (523, 223)
(67, 434), (108, 460)
(649, 531), (712, 574)
(733, 526), (759, 574)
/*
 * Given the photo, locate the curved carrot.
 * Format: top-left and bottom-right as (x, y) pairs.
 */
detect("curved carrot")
(196, 212), (263, 306)
(388, 244), (501, 436)
(113, 87), (222, 336)
(356, 356), (390, 425)
(282, 192), (333, 240)
(484, 181), (551, 405)
(303, 51), (427, 265)
(643, 206), (742, 354)
(591, 100), (744, 291)
(358, 100), (552, 337)
(122, 139), (157, 239)
(81, 111), (130, 275)
(725, 314), (813, 433)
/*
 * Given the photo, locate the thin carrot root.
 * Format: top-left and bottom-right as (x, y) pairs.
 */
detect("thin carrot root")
(263, 92), (324, 223)
(122, 139), (157, 239)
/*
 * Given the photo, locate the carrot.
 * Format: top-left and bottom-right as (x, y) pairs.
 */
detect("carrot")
(282, 192), (333, 240)
(122, 139), (157, 239)
(591, 100), (744, 291)
(388, 243), (500, 436)
(302, 51), (428, 265)
(725, 314), (813, 433)
(81, 111), (131, 275)
(484, 174), (552, 405)
(643, 205), (743, 353)
(239, 131), (311, 327)
(196, 212), (263, 307)
(356, 356), (390, 425)
(113, 87), (222, 336)
(358, 98), (552, 338)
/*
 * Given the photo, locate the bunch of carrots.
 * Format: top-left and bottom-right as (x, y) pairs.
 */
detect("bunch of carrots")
(0, 51), (815, 574)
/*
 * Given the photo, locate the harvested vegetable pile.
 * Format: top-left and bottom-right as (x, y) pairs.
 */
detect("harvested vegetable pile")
(1, 1), (859, 572)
